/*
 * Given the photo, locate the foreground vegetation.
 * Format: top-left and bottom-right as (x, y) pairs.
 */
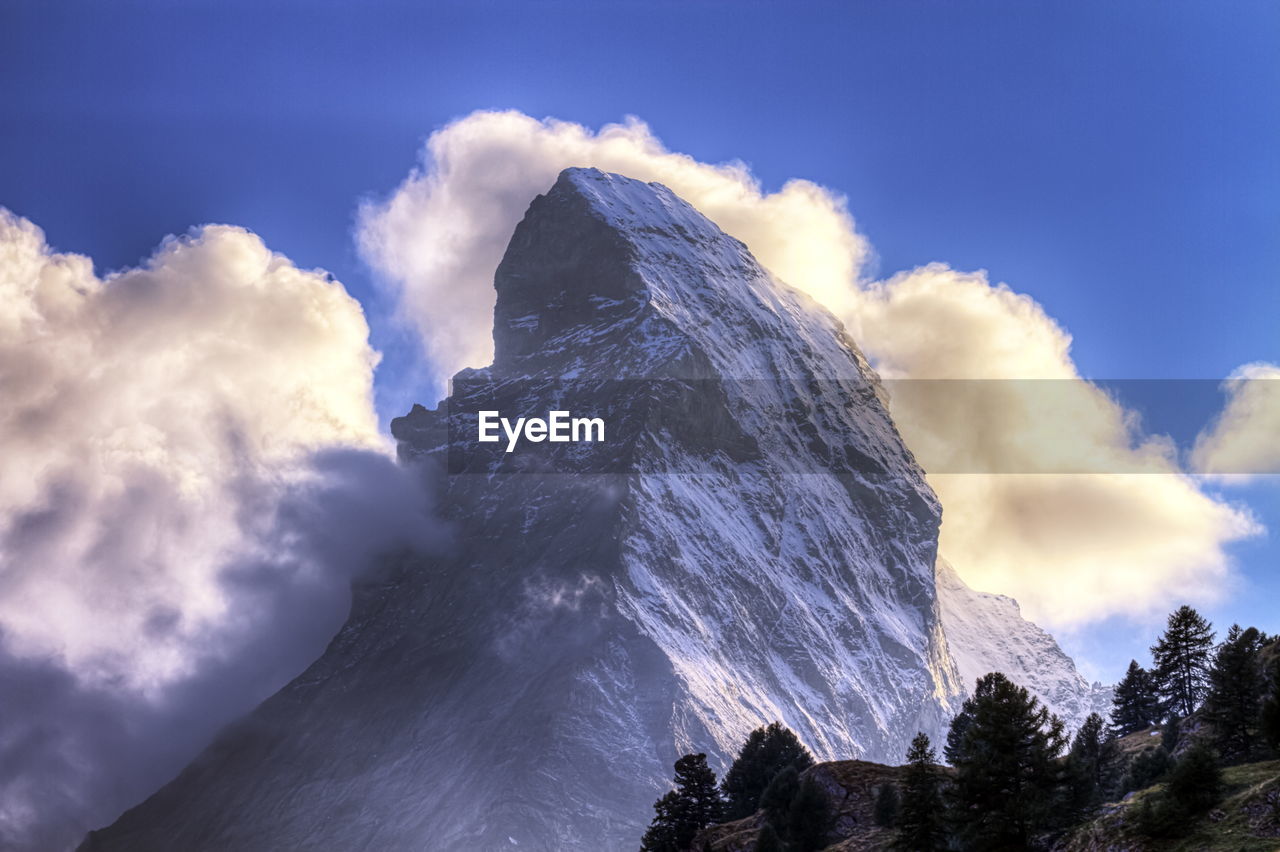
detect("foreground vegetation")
(1056, 758), (1280, 851)
(638, 606), (1280, 851)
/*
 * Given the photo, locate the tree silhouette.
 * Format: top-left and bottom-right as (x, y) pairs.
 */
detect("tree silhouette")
(1066, 712), (1117, 814)
(1203, 624), (1265, 762)
(1261, 653), (1280, 754)
(1110, 660), (1161, 736)
(1151, 605), (1215, 718)
(720, 722), (813, 820)
(946, 672), (1067, 849)
(894, 733), (945, 851)
(640, 753), (724, 852)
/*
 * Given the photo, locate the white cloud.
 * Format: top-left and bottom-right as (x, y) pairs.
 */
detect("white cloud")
(357, 110), (868, 393)
(0, 210), (383, 689)
(1192, 362), (1280, 479)
(0, 210), (444, 849)
(360, 109), (1262, 628)
(856, 265), (1260, 625)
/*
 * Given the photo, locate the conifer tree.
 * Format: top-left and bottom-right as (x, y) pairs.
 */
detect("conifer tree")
(1110, 660), (1161, 736)
(1151, 605), (1215, 717)
(720, 722), (814, 820)
(1131, 742), (1223, 838)
(784, 776), (832, 852)
(1165, 742), (1223, 815)
(674, 754), (723, 838)
(1066, 712), (1117, 812)
(946, 672), (1067, 849)
(754, 765), (831, 852)
(1261, 656), (1280, 754)
(944, 692), (976, 766)
(895, 733), (946, 852)
(759, 765), (800, 826)
(1120, 746), (1172, 795)
(640, 791), (682, 852)
(640, 753), (724, 852)
(1203, 624), (1264, 762)
(942, 675), (998, 762)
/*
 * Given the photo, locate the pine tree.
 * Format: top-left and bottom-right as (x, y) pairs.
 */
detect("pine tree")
(895, 733), (946, 852)
(1203, 624), (1264, 762)
(873, 783), (900, 828)
(674, 754), (723, 839)
(1066, 712), (1117, 813)
(1110, 660), (1161, 736)
(759, 765), (799, 826)
(720, 722), (813, 820)
(946, 672), (1067, 850)
(640, 753), (724, 852)
(754, 765), (830, 852)
(1165, 742), (1223, 814)
(640, 791), (682, 852)
(1132, 742), (1224, 838)
(1151, 605), (1215, 718)
(784, 776), (832, 852)
(944, 691), (976, 766)
(1262, 655), (1280, 754)
(1120, 746), (1172, 795)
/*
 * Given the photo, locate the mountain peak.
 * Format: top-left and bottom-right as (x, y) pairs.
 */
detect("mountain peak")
(552, 166), (721, 237)
(491, 165), (760, 372)
(86, 172), (1102, 852)
(493, 167), (874, 387)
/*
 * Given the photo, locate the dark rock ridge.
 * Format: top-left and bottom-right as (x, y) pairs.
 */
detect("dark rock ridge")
(82, 168), (997, 851)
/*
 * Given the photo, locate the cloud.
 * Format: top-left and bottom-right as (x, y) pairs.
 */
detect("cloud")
(1191, 362), (1280, 479)
(856, 265), (1261, 625)
(0, 211), (440, 848)
(0, 449), (439, 851)
(0, 212), (385, 685)
(357, 110), (868, 394)
(360, 110), (1261, 629)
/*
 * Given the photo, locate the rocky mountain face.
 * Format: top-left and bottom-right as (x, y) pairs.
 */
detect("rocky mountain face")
(82, 169), (1103, 851)
(936, 558), (1113, 731)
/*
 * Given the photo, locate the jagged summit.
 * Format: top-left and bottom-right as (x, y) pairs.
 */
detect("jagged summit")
(417, 166), (933, 493)
(82, 170), (1102, 852)
(494, 167), (876, 380)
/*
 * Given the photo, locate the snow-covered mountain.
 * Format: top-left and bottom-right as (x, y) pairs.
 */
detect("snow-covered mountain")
(81, 168), (1104, 852)
(936, 557), (1112, 732)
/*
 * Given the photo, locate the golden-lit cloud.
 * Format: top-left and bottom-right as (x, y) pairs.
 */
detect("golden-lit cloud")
(357, 111), (868, 392)
(1192, 363), (1280, 478)
(856, 265), (1260, 625)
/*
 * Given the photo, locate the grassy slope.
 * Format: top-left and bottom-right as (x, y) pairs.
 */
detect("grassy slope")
(1056, 759), (1280, 852)
(695, 754), (1279, 851)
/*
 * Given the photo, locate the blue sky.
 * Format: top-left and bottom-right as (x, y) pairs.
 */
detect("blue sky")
(2, 0), (1276, 681)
